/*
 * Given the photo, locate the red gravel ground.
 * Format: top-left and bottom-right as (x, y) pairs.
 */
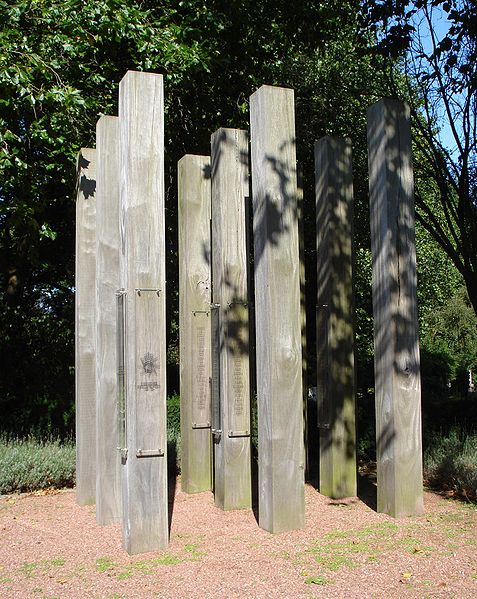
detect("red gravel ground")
(1, 478), (476, 598)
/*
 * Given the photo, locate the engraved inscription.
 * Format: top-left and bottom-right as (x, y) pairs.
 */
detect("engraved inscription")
(226, 302), (250, 434)
(137, 352), (159, 391)
(141, 352), (158, 375)
(195, 326), (207, 410)
(134, 287), (163, 454)
(191, 311), (212, 428)
(138, 381), (159, 391)
(232, 356), (244, 416)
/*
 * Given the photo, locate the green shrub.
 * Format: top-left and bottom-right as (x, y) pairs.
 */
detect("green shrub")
(167, 394), (181, 474)
(0, 434), (75, 494)
(424, 428), (477, 501)
(167, 393), (180, 438)
(0, 395), (183, 494)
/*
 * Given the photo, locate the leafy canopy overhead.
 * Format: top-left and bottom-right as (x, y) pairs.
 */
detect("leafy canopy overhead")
(363, 0), (477, 314)
(1, 0), (472, 434)
(0, 0), (219, 432)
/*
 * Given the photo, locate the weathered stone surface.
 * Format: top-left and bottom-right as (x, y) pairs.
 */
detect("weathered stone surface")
(367, 99), (424, 518)
(211, 128), (252, 511)
(250, 85), (305, 533)
(75, 147), (97, 507)
(315, 136), (356, 499)
(119, 71), (168, 553)
(95, 116), (122, 524)
(178, 154), (212, 494)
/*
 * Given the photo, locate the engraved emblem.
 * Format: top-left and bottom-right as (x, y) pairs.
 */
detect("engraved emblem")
(141, 352), (158, 375)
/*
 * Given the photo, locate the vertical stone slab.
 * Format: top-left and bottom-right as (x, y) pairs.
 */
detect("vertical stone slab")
(75, 147), (97, 506)
(95, 116), (122, 524)
(250, 85), (305, 533)
(119, 71), (168, 553)
(367, 99), (424, 517)
(315, 136), (357, 499)
(178, 154), (212, 494)
(211, 128), (252, 511)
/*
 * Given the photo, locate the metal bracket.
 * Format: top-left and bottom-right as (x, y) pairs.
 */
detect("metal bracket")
(192, 310), (210, 316)
(228, 430), (250, 438)
(136, 448), (164, 458)
(135, 287), (161, 297)
(117, 447), (128, 460)
(192, 422), (211, 429)
(116, 289), (127, 459)
(226, 301), (251, 308)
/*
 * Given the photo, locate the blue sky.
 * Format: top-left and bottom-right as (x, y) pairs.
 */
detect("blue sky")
(412, 5), (458, 154)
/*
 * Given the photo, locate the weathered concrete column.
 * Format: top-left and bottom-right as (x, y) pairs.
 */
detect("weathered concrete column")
(211, 128), (252, 511)
(315, 136), (356, 499)
(95, 115), (122, 524)
(178, 154), (213, 494)
(367, 99), (424, 517)
(119, 71), (168, 553)
(75, 147), (97, 506)
(250, 85), (305, 533)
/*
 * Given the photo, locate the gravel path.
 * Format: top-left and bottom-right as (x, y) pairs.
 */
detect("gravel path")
(1, 478), (476, 598)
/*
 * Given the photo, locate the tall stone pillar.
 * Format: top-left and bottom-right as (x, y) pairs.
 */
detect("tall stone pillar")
(250, 85), (305, 533)
(315, 136), (356, 499)
(95, 115), (122, 524)
(178, 154), (213, 494)
(211, 128), (252, 510)
(367, 99), (423, 517)
(119, 71), (168, 553)
(75, 147), (97, 506)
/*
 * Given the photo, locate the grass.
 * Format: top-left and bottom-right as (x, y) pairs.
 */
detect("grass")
(18, 559), (66, 579)
(0, 434), (75, 494)
(183, 543), (203, 560)
(304, 575), (332, 585)
(95, 549), (194, 581)
(20, 562), (37, 578)
(300, 507), (475, 588)
(304, 521), (434, 572)
(115, 555), (183, 580)
(96, 557), (117, 573)
(94, 543), (203, 581)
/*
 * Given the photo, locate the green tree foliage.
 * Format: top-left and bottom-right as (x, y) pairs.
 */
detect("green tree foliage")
(1, 0), (469, 434)
(422, 286), (477, 383)
(363, 0), (477, 316)
(417, 221), (477, 394)
(0, 0), (216, 433)
(1, 0), (389, 434)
